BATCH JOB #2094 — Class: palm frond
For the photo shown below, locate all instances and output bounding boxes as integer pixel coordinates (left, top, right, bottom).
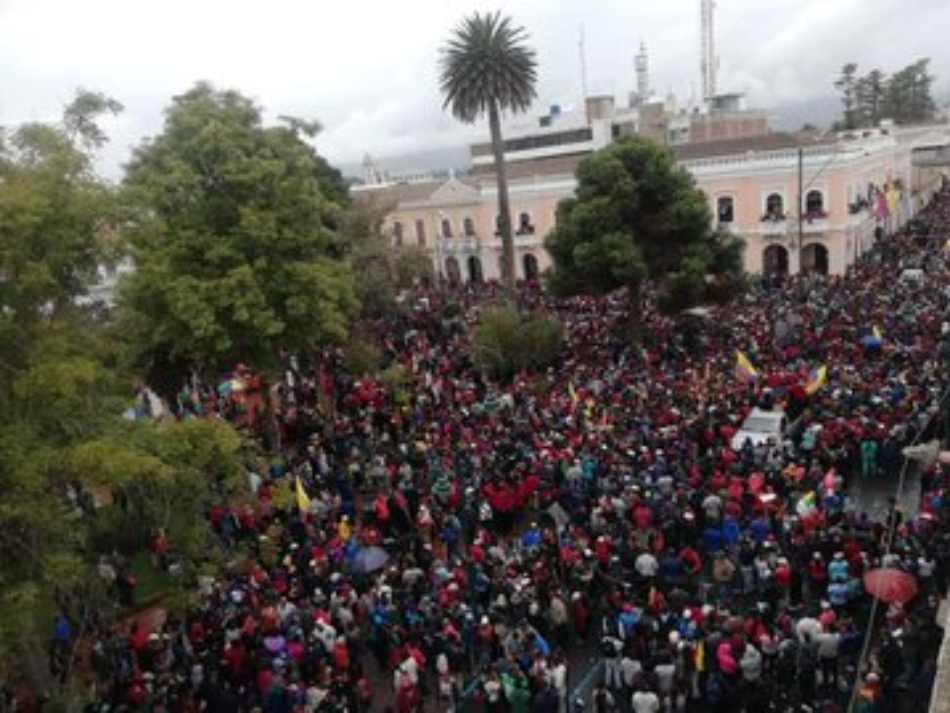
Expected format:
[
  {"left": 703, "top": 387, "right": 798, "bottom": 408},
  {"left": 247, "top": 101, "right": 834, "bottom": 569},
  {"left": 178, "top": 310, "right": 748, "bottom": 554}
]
[{"left": 438, "top": 11, "right": 538, "bottom": 124}]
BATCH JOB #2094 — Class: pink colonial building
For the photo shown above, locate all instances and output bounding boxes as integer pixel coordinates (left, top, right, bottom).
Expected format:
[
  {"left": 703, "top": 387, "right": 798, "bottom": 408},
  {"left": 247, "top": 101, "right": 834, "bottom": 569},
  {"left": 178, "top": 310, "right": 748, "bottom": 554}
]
[{"left": 354, "top": 101, "right": 950, "bottom": 283}]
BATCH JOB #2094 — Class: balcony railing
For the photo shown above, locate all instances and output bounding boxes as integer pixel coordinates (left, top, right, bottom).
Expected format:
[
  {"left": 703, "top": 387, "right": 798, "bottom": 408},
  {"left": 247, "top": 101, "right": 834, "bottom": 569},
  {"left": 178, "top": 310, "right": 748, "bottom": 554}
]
[
  {"left": 440, "top": 237, "right": 479, "bottom": 254},
  {"left": 758, "top": 218, "right": 788, "bottom": 236}
]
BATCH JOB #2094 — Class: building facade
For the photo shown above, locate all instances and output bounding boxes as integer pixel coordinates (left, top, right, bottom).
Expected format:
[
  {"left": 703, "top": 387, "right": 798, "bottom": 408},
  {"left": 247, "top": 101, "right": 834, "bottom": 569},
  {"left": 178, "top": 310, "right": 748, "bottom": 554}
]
[{"left": 354, "top": 122, "right": 950, "bottom": 284}]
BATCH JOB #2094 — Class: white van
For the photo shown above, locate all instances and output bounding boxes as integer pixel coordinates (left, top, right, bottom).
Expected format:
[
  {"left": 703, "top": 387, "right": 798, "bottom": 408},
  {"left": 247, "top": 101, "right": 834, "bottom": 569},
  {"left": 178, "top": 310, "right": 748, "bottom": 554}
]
[{"left": 731, "top": 408, "right": 787, "bottom": 451}]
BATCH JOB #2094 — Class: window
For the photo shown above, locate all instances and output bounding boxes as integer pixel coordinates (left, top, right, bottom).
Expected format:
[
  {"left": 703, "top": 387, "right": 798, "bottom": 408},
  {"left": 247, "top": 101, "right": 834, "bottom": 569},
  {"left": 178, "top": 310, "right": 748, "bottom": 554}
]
[
  {"left": 463, "top": 216, "right": 476, "bottom": 237},
  {"left": 805, "top": 190, "right": 826, "bottom": 218},
  {"left": 495, "top": 214, "right": 503, "bottom": 237},
  {"left": 415, "top": 219, "right": 426, "bottom": 247},
  {"left": 471, "top": 127, "right": 594, "bottom": 158},
  {"left": 393, "top": 221, "right": 404, "bottom": 247},
  {"left": 516, "top": 212, "right": 534, "bottom": 235},
  {"left": 440, "top": 217, "right": 453, "bottom": 238},
  {"left": 763, "top": 193, "right": 784, "bottom": 221},
  {"left": 717, "top": 196, "right": 734, "bottom": 224}
]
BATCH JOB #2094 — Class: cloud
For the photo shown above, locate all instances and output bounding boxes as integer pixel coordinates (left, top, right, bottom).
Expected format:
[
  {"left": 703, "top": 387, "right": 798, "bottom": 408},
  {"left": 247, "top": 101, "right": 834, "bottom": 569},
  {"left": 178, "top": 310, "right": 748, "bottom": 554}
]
[{"left": 2, "top": 0, "right": 949, "bottom": 175}]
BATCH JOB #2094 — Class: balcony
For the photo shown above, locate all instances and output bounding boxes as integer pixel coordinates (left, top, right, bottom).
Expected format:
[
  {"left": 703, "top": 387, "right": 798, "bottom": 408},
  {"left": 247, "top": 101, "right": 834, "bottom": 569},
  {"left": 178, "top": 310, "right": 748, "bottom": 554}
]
[
  {"left": 758, "top": 217, "right": 788, "bottom": 236},
  {"left": 440, "top": 237, "right": 479, "bottom": 254},
  {"left": 802, "top": 215, "right": 829, "bottom": 234}
]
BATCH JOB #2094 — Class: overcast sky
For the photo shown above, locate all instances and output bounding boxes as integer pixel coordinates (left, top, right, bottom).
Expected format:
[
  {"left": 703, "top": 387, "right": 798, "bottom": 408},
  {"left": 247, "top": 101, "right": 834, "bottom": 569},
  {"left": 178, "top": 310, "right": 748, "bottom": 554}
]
[{"left": 2, "top": 0, "right": 948, "bottom": 177}]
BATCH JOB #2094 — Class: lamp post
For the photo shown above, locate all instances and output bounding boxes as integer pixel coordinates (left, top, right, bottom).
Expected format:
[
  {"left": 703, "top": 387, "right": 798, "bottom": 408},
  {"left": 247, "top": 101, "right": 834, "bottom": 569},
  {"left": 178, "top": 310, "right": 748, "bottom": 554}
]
[
  {"left": 798, "top": 147, "right": 805, "bottom": 277},
  {"left": 436, "top": 211, "right": 446, "bottom": 284}
]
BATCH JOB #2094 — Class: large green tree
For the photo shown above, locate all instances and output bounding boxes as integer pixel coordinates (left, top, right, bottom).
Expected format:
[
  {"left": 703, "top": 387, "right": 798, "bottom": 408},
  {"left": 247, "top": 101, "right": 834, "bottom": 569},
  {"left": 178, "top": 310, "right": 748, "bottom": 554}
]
[
  {"left": 834, "top": 59, "right": 937, "bottom": 129},
  {"left": 340, "top": 194, "right": 433, "bottom": 318},
  {"left": 439, "top": 11, "right": 537, "bottom": 295},
  {"left": 0, "top": 90, "right": 121, "bottom": 322},
  {"left": 545, "top": 135, "right": 744, "bottom": 332},
  {"left": 0, "top": 91, "right": 250, "bottom": 700},
  {"left": 119, "top": 83, "right": 358, "bottom": 380}
]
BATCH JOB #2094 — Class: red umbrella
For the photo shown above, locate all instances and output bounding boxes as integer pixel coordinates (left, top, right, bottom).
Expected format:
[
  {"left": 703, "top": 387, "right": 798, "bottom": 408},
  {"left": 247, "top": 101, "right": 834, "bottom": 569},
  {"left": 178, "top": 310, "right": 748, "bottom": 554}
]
[{"left": 863, "top": 568, "right": 918, "bottom": 604}]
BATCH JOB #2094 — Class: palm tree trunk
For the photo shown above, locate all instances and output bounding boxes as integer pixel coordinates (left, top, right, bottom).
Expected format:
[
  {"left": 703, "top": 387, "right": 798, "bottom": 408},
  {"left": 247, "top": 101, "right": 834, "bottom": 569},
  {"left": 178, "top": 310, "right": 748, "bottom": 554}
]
[
  {"left": 627, "top": 279, "right": 644, "bottom": 342},
  {"left": 488, "top": 101, "right": 516, "bottom": 299}
]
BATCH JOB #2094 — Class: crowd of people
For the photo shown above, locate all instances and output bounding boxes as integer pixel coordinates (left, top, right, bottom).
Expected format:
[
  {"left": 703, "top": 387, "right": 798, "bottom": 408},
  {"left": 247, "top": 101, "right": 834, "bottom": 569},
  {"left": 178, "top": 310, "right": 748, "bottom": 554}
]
[{"left": 73, "top": 185, "right": 950, "bottom": 712}]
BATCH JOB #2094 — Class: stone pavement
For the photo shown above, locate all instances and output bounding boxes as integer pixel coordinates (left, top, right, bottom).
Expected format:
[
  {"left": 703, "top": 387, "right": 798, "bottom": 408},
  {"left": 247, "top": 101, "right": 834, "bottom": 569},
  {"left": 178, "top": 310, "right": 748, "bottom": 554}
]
[{"left": 931, "top": 599, "right": 950, "bottom": 713}]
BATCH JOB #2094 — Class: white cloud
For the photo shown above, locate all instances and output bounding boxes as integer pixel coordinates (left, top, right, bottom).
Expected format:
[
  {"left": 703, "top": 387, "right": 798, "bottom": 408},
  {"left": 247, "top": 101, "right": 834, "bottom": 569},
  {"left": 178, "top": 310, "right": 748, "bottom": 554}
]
[{"left": 2, "top": 0, "right": 948, "bottom": 176}]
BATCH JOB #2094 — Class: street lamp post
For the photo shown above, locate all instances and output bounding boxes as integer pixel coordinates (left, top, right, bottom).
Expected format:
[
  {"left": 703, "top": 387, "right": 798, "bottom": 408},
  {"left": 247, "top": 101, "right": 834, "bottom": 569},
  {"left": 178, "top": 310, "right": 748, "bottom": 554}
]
[{"left": 798, "top": 147, "right": 805, "bottom": 277}]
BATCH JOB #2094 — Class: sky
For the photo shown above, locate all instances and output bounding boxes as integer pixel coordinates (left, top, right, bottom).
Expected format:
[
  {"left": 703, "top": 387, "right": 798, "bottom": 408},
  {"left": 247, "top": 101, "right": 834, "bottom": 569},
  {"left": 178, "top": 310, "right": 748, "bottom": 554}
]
[{"left": 1, "top": 0, "right": 948, "bottom": 178}]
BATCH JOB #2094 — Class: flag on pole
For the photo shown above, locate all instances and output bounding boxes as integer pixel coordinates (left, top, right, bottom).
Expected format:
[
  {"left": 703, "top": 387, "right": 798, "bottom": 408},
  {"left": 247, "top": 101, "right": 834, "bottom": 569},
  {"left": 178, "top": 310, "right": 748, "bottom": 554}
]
[
  {"left": 295, "top": 476, "right": 311, "bottom": 513},
  {"left": 873, "top": 187, "right": 890, "bottom": 219},
  {"left": 805, "top": 365, "right": 827, "bottom": 395},
  {"left": 735, "top": 350, "right": 759, "bottom": 383},
  {"left": 568, "top": 381, "right": 579, "bottom": 408},
  {"left": 694, "top": 639, "right": 706, "bottom": 672},
  {"left": 887, "top": 183, "right": 901, "bottom": 214}
]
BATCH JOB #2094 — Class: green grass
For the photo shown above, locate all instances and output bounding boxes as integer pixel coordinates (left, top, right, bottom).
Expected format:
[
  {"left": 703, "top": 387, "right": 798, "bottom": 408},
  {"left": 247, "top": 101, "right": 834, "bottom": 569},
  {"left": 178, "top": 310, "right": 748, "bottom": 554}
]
[{"left": 129, "top": 551, "right": 174, "bottom": 606}]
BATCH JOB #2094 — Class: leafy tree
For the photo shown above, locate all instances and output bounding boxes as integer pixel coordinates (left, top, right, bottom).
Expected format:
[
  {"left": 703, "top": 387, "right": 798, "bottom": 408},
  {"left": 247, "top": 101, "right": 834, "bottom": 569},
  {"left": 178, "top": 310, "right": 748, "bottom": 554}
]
[
  {"left": 0, "top": 90, "right": 121, "bottom": 321},
  {"left": 439, "top": 11, "right": 537, "bottom": 295},
  {"left": 885, "top": 59, "right": 937, "bottom": 124},
  {"left": 340, "top": 195, "right": 433, "bottom": 318},
  {"left": 471, "top": 306, "right": 561, "bottom": 380},
  {"left": 119, "top": 82, "right": 358, "bottom": 381},
  {"left": 835, "top": 60, "right": 936, "bottom": 128},
  {"left": 545, "top": 135, "right": 744, "bottom": 333},
  {"left": 834, "top": 63, "right": 860, "bottom": 130}
]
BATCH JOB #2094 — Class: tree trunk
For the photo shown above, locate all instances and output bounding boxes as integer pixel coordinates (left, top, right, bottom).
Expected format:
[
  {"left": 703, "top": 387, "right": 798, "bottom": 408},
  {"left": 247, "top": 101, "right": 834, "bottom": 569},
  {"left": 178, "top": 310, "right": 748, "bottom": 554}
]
[
  {"left": 488, "top": 101, "right": 516, "bottom": 300},
  {"left": 627, "top": 280, "right": 644, "bottom": 342}
]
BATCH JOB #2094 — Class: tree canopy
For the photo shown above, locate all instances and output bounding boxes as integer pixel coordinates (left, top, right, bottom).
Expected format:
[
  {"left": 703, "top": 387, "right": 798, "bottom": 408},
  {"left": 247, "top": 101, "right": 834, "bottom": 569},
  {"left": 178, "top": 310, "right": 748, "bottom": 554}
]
[
  {"left": 119, "top": 82, "right": 358, "bottom": 379},
  {"left": 340, "top": 194, "right": 433, "bottom": 318},
  {"left": 834, "top": 59, "right": 937, "bottom": 129},
  {"left": 545, "top": 135, "right": 744, "bottom": 323},
  {"left": 0, "top": 90, "right": 121, "bottom": 321}
]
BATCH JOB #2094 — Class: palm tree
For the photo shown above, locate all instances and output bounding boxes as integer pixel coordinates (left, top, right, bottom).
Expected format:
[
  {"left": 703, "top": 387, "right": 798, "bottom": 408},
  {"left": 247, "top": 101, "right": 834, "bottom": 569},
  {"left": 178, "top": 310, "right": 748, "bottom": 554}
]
[{"left": 439, "top": 11, "right": 537, "bottom": 295}]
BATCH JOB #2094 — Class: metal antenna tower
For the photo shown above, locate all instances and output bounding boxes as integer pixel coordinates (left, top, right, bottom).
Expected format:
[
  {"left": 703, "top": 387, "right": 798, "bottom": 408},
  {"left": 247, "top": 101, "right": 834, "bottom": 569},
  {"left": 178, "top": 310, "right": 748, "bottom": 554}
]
[
  {"left": 579, "top": 25, "right": 589, "bottom": 117},
  {"left": 635, "top": 41, "right": 650, "bottom": 102},
  {"left": 700, "top": 0, "right": 718, "bottom": 101}
]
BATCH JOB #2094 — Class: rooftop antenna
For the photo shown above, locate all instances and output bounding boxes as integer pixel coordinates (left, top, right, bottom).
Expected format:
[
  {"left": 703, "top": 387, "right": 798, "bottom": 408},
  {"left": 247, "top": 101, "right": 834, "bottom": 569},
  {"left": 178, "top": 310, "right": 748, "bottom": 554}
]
[
  {"left": 579, "top": 25, "right": 589, "bottom": 120},
  {"left": 700, "top": 0, "right": 718, "bottom": 102}
]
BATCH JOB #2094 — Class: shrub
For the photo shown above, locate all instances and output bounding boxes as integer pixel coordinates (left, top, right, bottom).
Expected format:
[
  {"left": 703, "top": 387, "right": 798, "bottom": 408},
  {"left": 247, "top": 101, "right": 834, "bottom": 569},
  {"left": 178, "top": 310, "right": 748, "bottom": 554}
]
[
  {"left": 343, "top": 339, "right": 381, "bottom": 377},
  {"left": 471, "top": 307, "right": 562, "bottom": 380}
]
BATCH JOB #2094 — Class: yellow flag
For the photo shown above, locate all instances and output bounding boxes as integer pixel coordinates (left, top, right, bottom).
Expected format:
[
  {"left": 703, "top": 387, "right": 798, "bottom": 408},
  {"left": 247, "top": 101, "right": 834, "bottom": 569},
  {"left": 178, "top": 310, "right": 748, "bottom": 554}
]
[
  {"left": 695, "top": 640, "right": 705, "bottom": 672},
  {"left": 735, "top": 350, "right": 758, "bottom": 383},
  {"left": 805, "top": 365, "right": 827, "bottom": 396},
  {"left": 295, "top": 476, "right": 311, "bottom": 512},
  {"left": 568, "top": 381, "right": 579, "bottom": 408}
]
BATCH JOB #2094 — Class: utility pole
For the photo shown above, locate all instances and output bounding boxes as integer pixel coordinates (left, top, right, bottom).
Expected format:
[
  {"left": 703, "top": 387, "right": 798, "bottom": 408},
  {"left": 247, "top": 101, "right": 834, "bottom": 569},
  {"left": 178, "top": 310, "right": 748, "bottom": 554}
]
[
  {"left": 578, "top": 25, "right": 589, "bottom": 121},
  {"left": 798, "top": 147, "right": 805, "bottom": 275}
]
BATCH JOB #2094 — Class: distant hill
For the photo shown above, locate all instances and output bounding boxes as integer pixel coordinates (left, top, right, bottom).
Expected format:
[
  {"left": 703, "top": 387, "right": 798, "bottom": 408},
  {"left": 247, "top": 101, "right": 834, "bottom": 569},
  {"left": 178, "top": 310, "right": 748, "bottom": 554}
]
[
  {"left": 338, "top": 145, "right": 471, "bottom": 179},
  {"left": 769, "top": 95, "right": 840, "bottom": 131}
]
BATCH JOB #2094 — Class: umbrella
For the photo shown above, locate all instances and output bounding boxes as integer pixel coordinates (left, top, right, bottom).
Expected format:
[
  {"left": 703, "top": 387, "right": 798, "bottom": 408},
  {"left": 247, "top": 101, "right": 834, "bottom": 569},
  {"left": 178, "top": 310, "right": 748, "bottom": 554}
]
[
  {"left": 352, "top": 546, "right": 389, "bottom": 574},
  {"left": 264, "top": 635, "right": 286, "bottom": 653},
  {"left": 863, "top": 568, "right": 918, "bottom": 604}
]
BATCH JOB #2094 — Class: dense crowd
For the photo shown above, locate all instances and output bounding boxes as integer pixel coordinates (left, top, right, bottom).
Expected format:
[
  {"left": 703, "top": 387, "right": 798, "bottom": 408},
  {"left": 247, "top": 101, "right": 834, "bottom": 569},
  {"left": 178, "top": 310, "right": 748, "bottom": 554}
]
[{"left": 72, "top": 185, "right": 950, "bottom": 712}]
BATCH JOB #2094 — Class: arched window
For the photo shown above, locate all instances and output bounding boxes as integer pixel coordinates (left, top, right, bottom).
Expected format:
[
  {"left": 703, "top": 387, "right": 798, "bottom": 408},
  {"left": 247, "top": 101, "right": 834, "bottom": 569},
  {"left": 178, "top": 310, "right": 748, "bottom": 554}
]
[
  {"left": 806, "top": 190, "right": 825, "bottom": 218},
  {"left": 517, "top": 212, "right": 534, "bottom": 235},
  {"left": 717, "top": 196, "right": 734, "bottom": 224},
  {"left": 463, "top": 216, "right": 476, "bottom": 237},
  {"left": 763, "top": 194, "right": 784, "bottom": 221},
  {"left": 523, "top": 253, "right": 539, "bottom": 280},
  {"left": 440, "top": 217, "right": 453, "bottom": 238},
  {"left": 415, "top": 219, "right": 426, "bottom": 247},
  {"left": 393, "top": 221, "right": 404, "bottom": 247}
]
